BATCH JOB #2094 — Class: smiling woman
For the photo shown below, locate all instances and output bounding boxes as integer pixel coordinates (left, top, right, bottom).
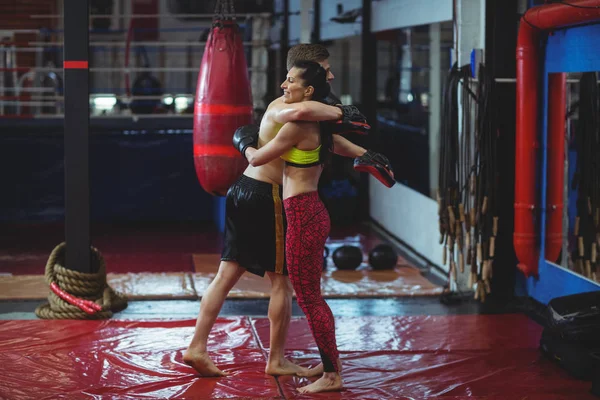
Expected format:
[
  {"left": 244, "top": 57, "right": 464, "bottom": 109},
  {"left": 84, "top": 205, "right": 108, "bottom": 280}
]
[{"left": 281, "top": 62, "right": 331, "bottom": 104}]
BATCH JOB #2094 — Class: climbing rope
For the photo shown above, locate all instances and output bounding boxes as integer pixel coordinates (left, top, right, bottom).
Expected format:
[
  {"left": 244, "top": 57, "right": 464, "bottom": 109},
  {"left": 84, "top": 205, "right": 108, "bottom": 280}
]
[
  {"left": 35, "top": 242, "right": 128, "bottom": 320},
  {"left": 438, "top": 63, "right": 465, "bottom": 294},
  {"left": 472, "top": 63, "right": 499, "bottom": 301},
  {"left": 438, "top": 62, "right": 498, "bottom": 302}
]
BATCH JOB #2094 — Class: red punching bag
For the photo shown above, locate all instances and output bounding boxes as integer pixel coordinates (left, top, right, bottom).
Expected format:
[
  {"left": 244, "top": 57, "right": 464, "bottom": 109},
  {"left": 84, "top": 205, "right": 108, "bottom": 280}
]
[{"left": 193, "top": 14, "right": 252, "bottom": 196}]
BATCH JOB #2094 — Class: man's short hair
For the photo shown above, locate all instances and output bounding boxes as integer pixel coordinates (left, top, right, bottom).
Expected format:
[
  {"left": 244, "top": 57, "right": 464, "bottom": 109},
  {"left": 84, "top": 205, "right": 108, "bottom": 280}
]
[{"left": 286, "top": 44, "right": 330, "bottom": 70}]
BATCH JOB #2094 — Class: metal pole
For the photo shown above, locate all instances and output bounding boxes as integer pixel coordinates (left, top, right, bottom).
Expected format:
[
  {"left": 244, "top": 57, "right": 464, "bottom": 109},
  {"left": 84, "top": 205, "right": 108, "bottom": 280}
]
[
  {"left": 281, "top": 0, "right": 289, "bottom": 76},
  {"left": 312, "top": 0, "right": 320, "bottom": 43},
  {"left": 63, "top": 0, "right": 92, "bottom": 273},
  {"left": 361, "top": 0, "right": 376, "bottom": 215},
  {"left": 361, "top": 0, "right": 376, "bottom": 135},
  {"left": 429, "top": 23, "right": 441, "bottom": 198}
]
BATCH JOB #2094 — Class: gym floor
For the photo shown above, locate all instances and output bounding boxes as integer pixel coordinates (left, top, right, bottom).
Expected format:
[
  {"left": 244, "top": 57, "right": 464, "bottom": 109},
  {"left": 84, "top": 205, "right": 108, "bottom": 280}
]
[{"left": 1, "top": 222, "right": 596, "bottom": 399}]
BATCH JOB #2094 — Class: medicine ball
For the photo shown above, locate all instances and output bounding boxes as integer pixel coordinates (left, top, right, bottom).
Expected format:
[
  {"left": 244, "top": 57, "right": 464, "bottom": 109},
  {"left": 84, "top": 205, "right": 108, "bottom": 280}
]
[
  {"left": 323, "top": 246, "right": 330, "bottom": 271},
  {"left": 332, "top": 245, "right": 363, "bottom": 270},
  {"left": 368, "top": 244, "right": 398, "bottom": 270}
]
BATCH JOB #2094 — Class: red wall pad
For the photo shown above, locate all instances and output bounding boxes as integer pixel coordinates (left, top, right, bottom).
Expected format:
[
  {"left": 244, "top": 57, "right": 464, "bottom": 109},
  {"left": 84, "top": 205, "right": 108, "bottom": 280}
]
[{"left": 515, "top": 0, "right": 600, "bottom": 277}]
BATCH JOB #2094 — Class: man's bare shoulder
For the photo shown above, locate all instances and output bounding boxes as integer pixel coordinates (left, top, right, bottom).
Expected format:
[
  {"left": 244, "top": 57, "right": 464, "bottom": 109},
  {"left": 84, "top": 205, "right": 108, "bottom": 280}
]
[{"left": 266, "top": 96, "right": 286, "bottom": 111}]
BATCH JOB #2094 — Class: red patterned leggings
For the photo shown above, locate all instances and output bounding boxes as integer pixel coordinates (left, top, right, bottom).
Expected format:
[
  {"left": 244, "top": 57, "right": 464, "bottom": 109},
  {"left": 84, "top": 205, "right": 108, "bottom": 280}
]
[{"left": 283, "top": 191, "right": 339, "bottom": 373}]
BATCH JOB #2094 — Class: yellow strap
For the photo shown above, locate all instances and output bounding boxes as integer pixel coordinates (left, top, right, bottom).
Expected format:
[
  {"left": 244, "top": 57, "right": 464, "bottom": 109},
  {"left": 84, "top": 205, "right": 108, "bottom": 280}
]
[{"left": 272, "top": 184, "right": 285, "bottom": 274}]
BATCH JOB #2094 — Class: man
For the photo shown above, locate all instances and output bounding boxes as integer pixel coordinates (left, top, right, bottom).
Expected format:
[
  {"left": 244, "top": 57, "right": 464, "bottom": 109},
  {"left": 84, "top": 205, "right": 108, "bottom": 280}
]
[{"left": 183, "top": 44, "right": 394, "bottom": 378}]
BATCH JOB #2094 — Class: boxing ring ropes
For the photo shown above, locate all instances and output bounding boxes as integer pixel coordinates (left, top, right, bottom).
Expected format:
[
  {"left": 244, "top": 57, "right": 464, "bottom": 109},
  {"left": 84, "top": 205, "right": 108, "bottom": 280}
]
[
  {"left": 2, "top": 11, "right": 591, "bottom": 121},
  {"left": 0, "top": 12, "right": 271, "bottom": 119}
]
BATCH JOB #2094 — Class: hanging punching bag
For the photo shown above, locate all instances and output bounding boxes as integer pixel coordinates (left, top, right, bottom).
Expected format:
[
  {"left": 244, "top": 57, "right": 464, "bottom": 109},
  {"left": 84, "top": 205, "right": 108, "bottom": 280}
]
[{"left": 193, "top": 7, "right": 252, "bottom": 196}]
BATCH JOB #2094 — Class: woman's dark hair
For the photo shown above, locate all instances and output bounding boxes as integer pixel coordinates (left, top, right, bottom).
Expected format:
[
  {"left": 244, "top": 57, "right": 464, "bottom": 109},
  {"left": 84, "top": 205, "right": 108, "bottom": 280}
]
[
  {"left": 292, "top": 60, "right": 333, "bottom": 165},
  {"left": 292, "top": 60, "right": 330, "bottom": 100}
]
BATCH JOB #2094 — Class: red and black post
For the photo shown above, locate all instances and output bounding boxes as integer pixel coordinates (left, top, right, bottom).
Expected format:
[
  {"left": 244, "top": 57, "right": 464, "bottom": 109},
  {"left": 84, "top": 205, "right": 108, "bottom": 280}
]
[{"left": 63, "top": 0, "right": 93, "bottom": 273}]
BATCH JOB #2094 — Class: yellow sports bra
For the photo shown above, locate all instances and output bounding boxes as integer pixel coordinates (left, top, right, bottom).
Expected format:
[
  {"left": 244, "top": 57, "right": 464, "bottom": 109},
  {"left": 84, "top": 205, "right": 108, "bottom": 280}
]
[{"left": 280, "top": 145, "right": 322, "bottom": 168}]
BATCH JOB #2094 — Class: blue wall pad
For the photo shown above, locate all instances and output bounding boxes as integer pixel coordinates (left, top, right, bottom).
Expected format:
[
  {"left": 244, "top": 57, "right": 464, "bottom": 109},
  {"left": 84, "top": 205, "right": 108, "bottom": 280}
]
[
  {"left": 524, "top": 261, "right": 600, "bottom": 305},
  {"left": 546, "top": 23, "right": 600, "bottom": 73}
]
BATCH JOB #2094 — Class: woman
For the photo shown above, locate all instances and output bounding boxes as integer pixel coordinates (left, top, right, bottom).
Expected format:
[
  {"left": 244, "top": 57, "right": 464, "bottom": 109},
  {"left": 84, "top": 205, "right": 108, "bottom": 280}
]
[{"left": 243, "top": 60, "right": 342, "bottom": 394}]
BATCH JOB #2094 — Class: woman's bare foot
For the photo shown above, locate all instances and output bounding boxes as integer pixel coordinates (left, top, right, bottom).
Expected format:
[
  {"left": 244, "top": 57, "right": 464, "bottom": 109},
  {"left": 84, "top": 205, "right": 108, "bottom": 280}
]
[
  {"left": 183, "top": 349, "right": 228, "bottom": 377},
  {"left": 265, "top": 358, "right": 310, "bottom": 376},
  {"left": 297, "top": 372, "right": 343, "bottom": 394}
]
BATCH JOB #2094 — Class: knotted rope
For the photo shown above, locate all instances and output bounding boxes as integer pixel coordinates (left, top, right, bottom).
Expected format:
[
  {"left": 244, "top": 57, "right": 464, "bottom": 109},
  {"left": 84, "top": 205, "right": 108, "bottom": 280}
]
[{"left": 35, "top": 242, "right": 128, "bottom": 319}]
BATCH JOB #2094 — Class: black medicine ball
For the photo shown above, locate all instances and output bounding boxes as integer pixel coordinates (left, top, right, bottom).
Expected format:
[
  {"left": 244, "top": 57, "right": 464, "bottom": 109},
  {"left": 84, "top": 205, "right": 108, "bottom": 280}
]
[
  {"left": 332, "top": 245, "right": 363, "bottom": 270},
  {"left": 368, "top": 244, "right": 398, "bottom": 270}
]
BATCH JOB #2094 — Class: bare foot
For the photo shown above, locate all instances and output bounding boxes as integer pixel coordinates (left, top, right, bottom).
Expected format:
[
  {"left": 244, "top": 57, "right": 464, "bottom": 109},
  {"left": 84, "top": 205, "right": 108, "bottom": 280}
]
[
  {"left": 297, "top": 373, "right": 343, "bottom": 394},
  {"left": 297, "top": 362, "right": 323, "bottom": 377},
  {"left": 183, "top": 349, "right": 228, "bottom": 377},
  {"left": 265, "top": 358, "right": 310, "bottom": 376}
]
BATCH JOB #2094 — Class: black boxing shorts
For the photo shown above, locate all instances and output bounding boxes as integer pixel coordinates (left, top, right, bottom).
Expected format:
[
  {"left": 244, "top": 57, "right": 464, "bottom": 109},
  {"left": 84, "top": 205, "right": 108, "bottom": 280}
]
[{"left": 221, "top": 174, "right": 287, "bottom": 276}]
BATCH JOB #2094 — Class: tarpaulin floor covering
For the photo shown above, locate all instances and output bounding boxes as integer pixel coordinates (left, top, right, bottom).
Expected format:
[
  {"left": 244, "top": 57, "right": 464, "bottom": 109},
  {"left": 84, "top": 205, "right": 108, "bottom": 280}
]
[{"left": 0, "top": 314, "right": 594, "bottom": 399}]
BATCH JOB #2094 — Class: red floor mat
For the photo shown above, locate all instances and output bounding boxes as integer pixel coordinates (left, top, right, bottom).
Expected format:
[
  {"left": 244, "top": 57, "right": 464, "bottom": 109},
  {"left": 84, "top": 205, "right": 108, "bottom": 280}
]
[
  {"left": 0, "top": 318, "right": 280, "bottom": 400},
  {"left": 0, "top": 315, "right": 595, "bottom": 399},
  {"left": 278, "top": 350, "right": 591, "bottom": 399},
  {"left": 252, "top": 314, "right": 543, "bottom": 352},
  {"left": 256, "top": 315, "right": 593, "bottom": 398}
]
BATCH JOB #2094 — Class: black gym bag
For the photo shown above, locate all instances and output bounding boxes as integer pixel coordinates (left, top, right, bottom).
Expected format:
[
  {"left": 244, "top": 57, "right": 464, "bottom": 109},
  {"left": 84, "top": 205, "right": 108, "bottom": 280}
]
[
  {"left": 538, "top": 291, "right": 600, "bottom": 396},
  {"left": 547, "top": 291, "right": 600, "bottom": 343},
  {"left": 539, "top": 327, "right": 600, "bottom": 380}
]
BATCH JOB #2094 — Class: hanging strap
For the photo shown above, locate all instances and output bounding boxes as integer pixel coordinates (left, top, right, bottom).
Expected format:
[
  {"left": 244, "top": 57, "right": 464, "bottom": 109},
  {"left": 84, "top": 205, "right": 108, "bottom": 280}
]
[{"left": 213, "top": 0, "right": 236, "bottom": 24}]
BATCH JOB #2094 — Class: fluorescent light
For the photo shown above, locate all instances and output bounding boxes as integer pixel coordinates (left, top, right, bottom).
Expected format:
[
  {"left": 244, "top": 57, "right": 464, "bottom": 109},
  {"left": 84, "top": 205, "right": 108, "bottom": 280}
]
[
  {"left": 93, "top": 95, "right": 117, "bottom": 110},
  {"left": 340, "top": 94, "right": 352, "bottom": 105},
  {"left": 175, "top": 96, "right": 189, "bottom": 112}
]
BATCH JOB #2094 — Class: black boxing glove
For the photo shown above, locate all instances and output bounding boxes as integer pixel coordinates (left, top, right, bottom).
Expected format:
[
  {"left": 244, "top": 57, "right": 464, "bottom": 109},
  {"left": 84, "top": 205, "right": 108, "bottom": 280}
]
[
  {"left": 334, "top": 105, "right": 370, "bottom": 135},
  {"left": 354, "top": 150, "right": 395, "bottom": 188},
  {"left": 232, "top": 124, "right": 259, "bottom": 156},
  {"left": 322, "top": 104, "right": 371, "bottom": 136},
  {"left": 323, "top": 92, "right": 370, "bottom": 135}
]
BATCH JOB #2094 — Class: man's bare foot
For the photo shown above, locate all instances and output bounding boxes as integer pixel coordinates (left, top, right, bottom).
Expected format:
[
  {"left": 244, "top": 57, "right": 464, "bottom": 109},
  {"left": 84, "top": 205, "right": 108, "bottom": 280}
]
[
  {"left": 183, "top": 349, "right": 228, "bottom": 377},
  {"left": 265, "top": 358, "right": 310, "bottom": 376},
  {"left": 297, "top": 362, "right": 323, "bottom": 377},
  {"left": 297, "top": 373, "right": 343, "bottom": 394}
]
